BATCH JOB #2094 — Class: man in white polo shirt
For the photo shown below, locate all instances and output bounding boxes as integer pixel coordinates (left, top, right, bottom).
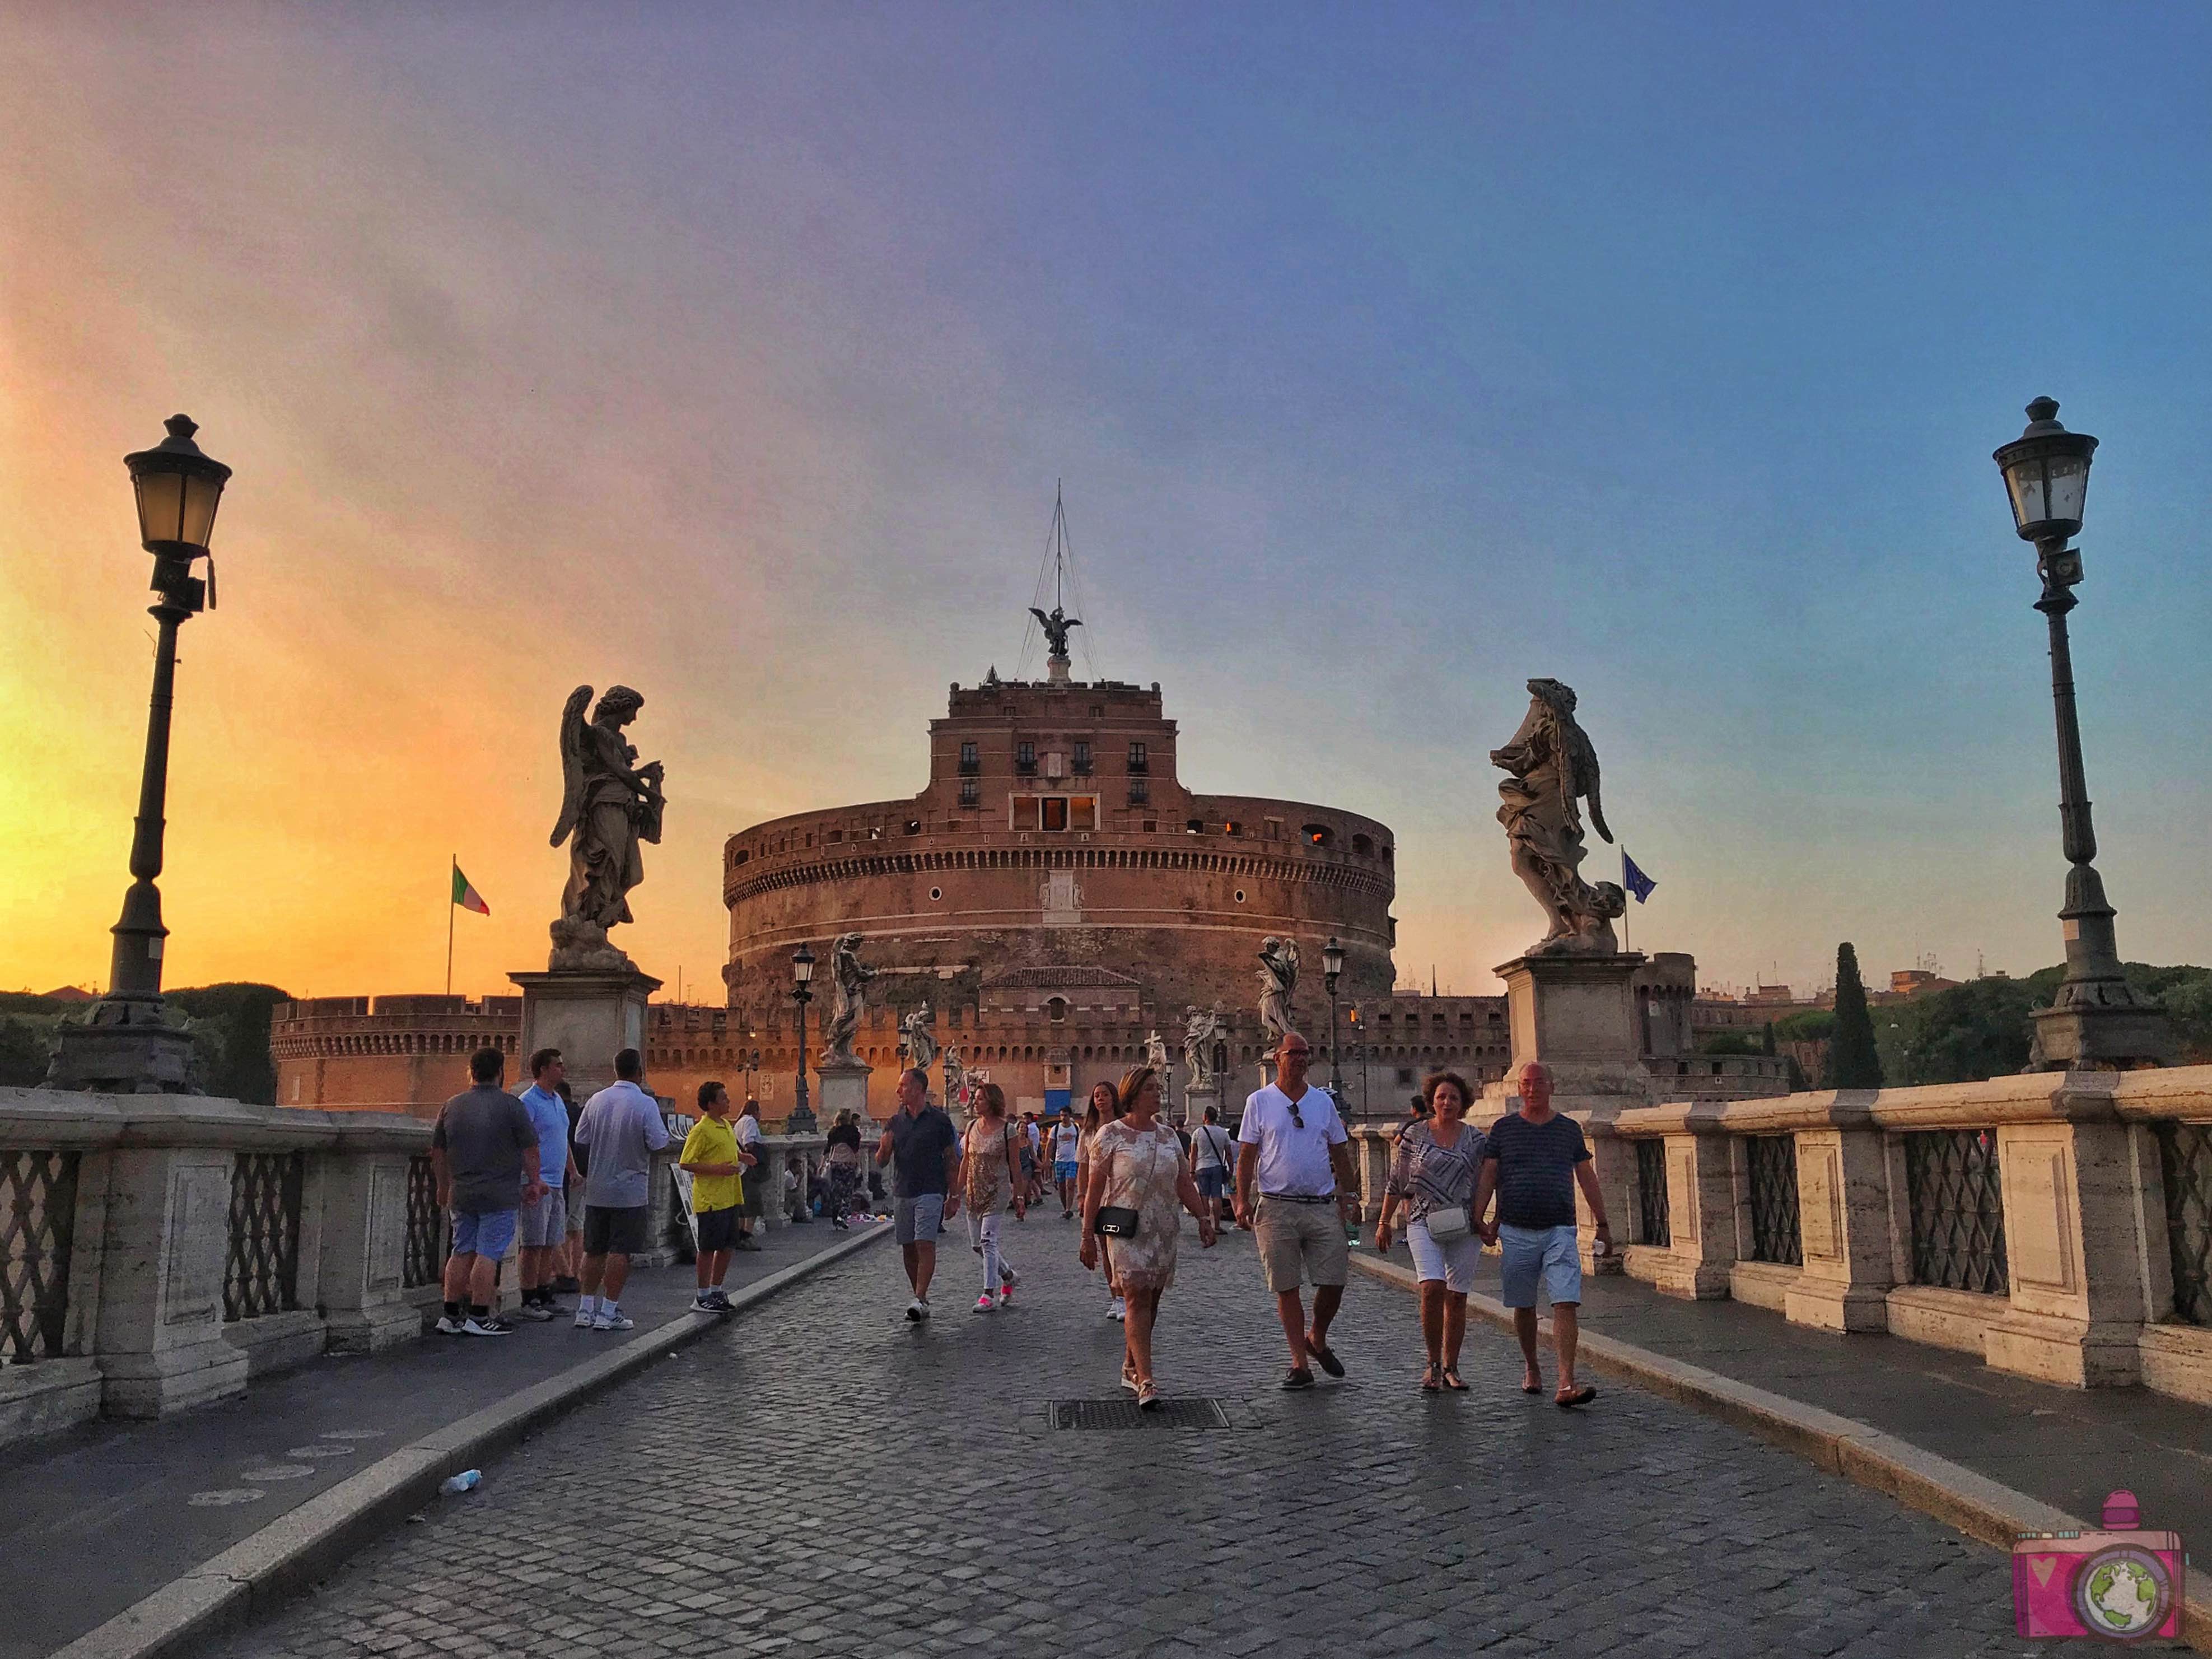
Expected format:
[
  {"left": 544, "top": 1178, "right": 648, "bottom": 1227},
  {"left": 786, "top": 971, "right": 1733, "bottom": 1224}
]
[{"left": 1234, "top": 1031, "right": 1359, "bottom": 1390}]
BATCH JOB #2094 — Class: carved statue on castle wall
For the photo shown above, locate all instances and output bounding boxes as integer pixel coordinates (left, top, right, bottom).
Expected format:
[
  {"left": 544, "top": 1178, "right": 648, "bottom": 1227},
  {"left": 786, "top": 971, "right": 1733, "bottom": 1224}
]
[
  {"left": 549, "top": 684, "right": 665, "bottom": 971},
  {"left": 1257, "top": 938, "right": 1299, "bottom": 1047},
  {"left": 1490, "top": 677, "right": 1626, "bottom": 956},
  {"left": 1144, "top": 1029, "right": 1170, "bottom": 1079},
  {"left": 1183, "top": 1005, "right": 1223, "bottom": 1087},
  {"left": 820, "top": 933, "right": 874, "bottom": 1066},
  {"left": 942, "top": 1045, "right": 968, "bottom": 1112},
  {"left": 902, "top": 1002, "right": 939, "bottom": 1076}
]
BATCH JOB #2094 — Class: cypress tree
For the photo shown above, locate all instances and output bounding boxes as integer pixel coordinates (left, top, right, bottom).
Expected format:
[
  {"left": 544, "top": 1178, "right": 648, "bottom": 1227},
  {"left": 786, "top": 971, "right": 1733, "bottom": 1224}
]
[{"left": 1823, "top": 943, "right": 1883, "bottom": 1089}]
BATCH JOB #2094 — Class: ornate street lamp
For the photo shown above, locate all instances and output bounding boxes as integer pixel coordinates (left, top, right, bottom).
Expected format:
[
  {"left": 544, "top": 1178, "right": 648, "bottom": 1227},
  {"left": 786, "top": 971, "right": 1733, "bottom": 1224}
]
[
  {"left": 48, "top": 416, "right": 232, "bottom": 1093},
  {"left": 790, "top": 943, "right": 816, "bottom": 1124},
  {"left": 1323, "top": 935, "right": 1346, "bottom": 1098},
  {"left": 1992, "top": 398, "right": 2171, "bottom": 1069}
]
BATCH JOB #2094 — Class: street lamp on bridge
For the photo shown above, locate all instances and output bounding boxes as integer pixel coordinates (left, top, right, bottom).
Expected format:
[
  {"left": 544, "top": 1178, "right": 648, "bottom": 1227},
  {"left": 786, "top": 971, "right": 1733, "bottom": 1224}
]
[
  {"left": 48, "top": 416, "right": 232, "bottom": 1093},
  {"left": 1992, "top": 398, "right": 2171, "bottom": 1070},
  {"left": 1323, "top": 935, "right": 1346, "bottom": 1099},
  {"left": 790, "top": 944, "right": 817, "bottom": 1123}
]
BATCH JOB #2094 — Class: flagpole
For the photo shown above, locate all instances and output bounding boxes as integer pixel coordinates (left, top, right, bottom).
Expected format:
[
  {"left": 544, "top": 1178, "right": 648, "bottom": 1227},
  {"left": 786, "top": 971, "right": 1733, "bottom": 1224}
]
[
  {"left": 446, "top": 855, "right": 456, "bottom": 996},
  {"left": 1621, "top": 848, "right": 1630, "bottom": 954}
]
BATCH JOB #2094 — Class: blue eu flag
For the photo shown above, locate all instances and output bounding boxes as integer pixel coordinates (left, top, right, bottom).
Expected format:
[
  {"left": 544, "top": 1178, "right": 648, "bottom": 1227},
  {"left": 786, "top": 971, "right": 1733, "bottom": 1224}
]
[{"left": 1622, "top": 849, "right": 1656, "bottom": 903}]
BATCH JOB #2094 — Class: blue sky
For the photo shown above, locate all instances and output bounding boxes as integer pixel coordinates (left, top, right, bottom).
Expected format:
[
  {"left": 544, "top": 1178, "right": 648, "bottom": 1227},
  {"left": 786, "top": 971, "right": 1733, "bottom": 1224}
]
[{"left": 4, "top": 4, "right": 2208, "bottom": 998}]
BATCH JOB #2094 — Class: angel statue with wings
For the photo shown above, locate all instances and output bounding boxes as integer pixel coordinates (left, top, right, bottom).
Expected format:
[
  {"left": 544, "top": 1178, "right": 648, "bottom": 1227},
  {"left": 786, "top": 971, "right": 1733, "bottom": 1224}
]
[
  {"left": 941, "top": 1045, "right": 969, "bottom": 1113},
  {"left": 1029, "top": 604, "right": 1081, "bottom": 661},
  {"left": 900, "top": 1001, "right": 939, "bottom": 1078},
  {"left": 1183, "top": 1005, "right": 1224, "bottom": 1087},
  {"left": 549, "top": 685, "right": 665, "bottom": 969},
  {"left": 820, "top": 933, "right": 874, "bottom": 1066},
  {"left": 1256, "top": 937, "right": 1300, "bottom": 1049},
  {"left": 1490, "top": 677, "right": 1627, "bottom": 956}
]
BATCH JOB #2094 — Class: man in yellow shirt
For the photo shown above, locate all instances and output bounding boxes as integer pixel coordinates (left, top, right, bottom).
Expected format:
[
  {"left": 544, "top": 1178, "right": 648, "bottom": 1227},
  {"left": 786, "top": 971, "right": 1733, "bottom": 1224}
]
[{"left": 680, "top": 1082, "right": 756, "bottom": 1313}]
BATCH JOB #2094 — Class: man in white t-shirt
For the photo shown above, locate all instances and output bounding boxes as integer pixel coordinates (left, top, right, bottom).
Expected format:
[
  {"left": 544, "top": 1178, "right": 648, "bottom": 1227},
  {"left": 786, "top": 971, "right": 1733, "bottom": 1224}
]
[
  {"left": 1234, "top": 1031, "right": 1357, "bottom": 1390},
  {"left": 733, "top": 1099, "right": 766, "bottom": 1248},
  {"left": 1049, "top": 1110, "right": 1083, "bottom": 1219}
]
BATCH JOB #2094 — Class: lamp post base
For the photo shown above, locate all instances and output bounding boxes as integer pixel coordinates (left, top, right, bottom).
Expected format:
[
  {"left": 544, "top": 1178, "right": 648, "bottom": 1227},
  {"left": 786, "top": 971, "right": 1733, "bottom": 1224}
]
[
  {"left": 2028, "top": 994, "right": 2174, "bottom": 1072},
  {"left": 44, "top": 996, "right": 199, "bottom": 1094}
]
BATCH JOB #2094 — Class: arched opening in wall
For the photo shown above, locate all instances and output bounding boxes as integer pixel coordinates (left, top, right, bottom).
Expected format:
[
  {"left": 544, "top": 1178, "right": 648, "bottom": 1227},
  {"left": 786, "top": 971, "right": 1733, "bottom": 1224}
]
[
  {"left": 1082, "top": 1046, "right": 1093, "bottom": 1059},
  {"left": 1241, "top": 1045, "right": 1253, "bottom": 1062},
  {"left": 1048, "top": 998, "right": 1067, "bottom": 1024},
  {"left": 1303, "top": 823, "right": 1334, "bottom": 848},
  {"left": 1352, "top": 833, "right": 1373, "bottom": 857}
]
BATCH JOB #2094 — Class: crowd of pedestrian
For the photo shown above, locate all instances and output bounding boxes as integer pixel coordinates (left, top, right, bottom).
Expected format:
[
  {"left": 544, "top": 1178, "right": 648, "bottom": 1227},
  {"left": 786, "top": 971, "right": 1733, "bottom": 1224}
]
[{"left": 431, "top": 1024, "right": 1610, "bottom": 1416}]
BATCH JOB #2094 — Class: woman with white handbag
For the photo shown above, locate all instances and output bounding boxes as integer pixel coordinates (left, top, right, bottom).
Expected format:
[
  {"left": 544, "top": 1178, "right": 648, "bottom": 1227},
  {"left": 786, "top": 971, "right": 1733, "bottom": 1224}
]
[{"left": 1372, "top": 1071, "right": 1486, "bottom": 1392}]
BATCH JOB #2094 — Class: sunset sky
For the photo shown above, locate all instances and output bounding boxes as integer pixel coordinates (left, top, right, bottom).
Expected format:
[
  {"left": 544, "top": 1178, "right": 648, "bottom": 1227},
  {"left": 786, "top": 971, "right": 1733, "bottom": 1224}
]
[{"left": 5, "top": 5, "right": 2209, "bottom": 1004}]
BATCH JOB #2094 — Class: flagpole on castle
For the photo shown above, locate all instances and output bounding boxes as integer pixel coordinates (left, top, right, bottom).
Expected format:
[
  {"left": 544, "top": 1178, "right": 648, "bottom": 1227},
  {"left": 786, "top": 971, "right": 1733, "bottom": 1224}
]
[
  {"left": 446, "top": 854, "right": 456, "bottom": 997},
  {"left": 1620, "top": 849, "right": 1631, "bottom": 954}
]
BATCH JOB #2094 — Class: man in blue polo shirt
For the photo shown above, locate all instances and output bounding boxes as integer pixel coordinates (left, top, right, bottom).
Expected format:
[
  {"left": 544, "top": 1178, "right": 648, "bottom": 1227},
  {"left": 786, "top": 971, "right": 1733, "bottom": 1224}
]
[
  {"left": 1472, "top": 1061, "right": 1614, "bottom": 1409},
  {"left": 515, "top": 1047, "right": 579, "bottom": 1320}
]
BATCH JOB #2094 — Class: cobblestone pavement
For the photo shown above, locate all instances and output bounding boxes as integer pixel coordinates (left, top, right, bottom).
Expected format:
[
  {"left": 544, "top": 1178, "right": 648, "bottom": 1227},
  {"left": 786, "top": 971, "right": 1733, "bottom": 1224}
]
[{"left": 212, "top": 1216, "right": 2183, "bottom": 1657}]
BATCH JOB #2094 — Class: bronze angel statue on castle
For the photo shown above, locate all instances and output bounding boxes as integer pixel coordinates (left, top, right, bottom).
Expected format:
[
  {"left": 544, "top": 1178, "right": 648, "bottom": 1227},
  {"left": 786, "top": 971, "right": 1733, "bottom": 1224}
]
[{"left": 549, "top": 685, "right": 664, "bottom": 970}]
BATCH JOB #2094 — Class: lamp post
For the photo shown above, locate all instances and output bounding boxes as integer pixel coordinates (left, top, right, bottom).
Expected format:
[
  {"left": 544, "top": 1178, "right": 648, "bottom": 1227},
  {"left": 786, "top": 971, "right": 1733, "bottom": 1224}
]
[
  {"left": 48, "top": 416, "right": 232, "bottom": 1093},
  {"left": 1992, "top": 398, "right": 2172, "bottom": 1070},
  {"left": 1323, "top": 935, "right": 1346, "bottom": 1099},
  {"left": 790, "top": 944, "right": 816, "bottom": 1123}
]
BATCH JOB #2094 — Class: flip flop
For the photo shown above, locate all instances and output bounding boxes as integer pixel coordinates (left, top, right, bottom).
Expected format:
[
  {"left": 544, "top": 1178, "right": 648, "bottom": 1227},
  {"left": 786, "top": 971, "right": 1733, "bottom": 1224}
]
[
  {"left": 1555, "top": 1385, "right": 1598, "bottom": 1409},
  {"left": 1420, "top": 1366, "right": 1441, "bottom": 1392}
]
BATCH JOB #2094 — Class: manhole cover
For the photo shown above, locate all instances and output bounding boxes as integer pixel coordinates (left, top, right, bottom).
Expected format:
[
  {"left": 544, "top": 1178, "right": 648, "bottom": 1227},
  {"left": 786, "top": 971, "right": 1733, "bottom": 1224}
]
[{"left": 1048, "top": 1397, "right": 1232, "bottom": 1430}]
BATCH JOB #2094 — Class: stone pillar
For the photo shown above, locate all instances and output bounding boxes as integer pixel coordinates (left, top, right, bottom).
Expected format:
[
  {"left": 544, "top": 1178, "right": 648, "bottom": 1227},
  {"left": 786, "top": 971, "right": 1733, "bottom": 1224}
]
[
  {"left": 94, "top": 1133, "right": 250, "bottom": 1418},
  {"left": 1622, "top": 1110, "right": 1736, "bottom": 1299},
  {"left": 1984, "top": 1081, "right": 2160, "bottom": 1387},
  {"left": 1784, "top": 1110, "right": 1896, "bottom": 1333},
  {"left": 1497, "top": 951, "right": 1651, "bottom": 1274},
  {"left": 315, "top": 1122, "right": 428, "bottom": 1353},
  {"left": 511, "top": 967, "right": 661, "bottom": 1102},
  {"left": 815, "top": 1059, "right": 874, "bottom": 1133}
]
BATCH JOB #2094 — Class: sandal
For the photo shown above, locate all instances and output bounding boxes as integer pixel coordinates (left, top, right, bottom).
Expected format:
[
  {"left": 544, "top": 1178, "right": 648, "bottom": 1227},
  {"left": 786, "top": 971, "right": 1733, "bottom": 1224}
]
[
  {"left": 1137, "top": 1380, "right": 1160, "bottom": 1411},
  {"left": 1420, "top": 1364, "right": 1441, "bottom": 1392},
  {"left": 1441, "top": 1368, "right": 1469, "bottom": 1392},
  {"left": 1555, "top": 1385, "right": 1598, "bottom": 1409}
]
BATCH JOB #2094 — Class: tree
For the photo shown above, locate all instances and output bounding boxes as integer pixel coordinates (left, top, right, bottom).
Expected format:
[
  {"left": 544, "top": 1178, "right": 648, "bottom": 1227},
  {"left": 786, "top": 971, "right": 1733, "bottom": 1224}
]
[
  {"left": 1823, "top": 943, "right": 1882, "bottom": 1089},
  {"left": 165, "top": 983, "right": 290, "bottom": 1105}
]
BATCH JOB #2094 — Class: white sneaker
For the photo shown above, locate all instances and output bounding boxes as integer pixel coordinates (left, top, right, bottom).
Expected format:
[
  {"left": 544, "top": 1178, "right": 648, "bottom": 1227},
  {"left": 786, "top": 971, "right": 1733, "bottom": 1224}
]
[
  {"left": 463, "top": 1316, "right": 509, "bottom": 1338},
  {"left": 906, "top": 1298, "right": 925, "bottom": 1323},
  {"left": 435, "top": 1313, "right": 466, "bottom": 1336},
  {"left": 917, "top": 1298, "right": 932, "bottom": 1320},
  {"left": 974, "top": 1294, "right": 995, "bottom": 1313},
  {"left": 1109, "top": 1297, "right": 1126, "bottom": 1322},
  {"left": 573, "top": 1305, "right": 597, "bottom": 1329},
  {"left": 591, "top": 1307, "right": 633, "bottom": 1331},
  {"left": 690, "top": 1295, "right": 720, "bottom": 1314}
]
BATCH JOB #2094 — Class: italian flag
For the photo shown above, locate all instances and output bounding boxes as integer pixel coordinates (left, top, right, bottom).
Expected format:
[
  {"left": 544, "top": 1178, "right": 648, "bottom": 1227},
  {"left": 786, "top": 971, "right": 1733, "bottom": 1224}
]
[{"left": 452, "top": 864, "right": 491, "bottom": 916}]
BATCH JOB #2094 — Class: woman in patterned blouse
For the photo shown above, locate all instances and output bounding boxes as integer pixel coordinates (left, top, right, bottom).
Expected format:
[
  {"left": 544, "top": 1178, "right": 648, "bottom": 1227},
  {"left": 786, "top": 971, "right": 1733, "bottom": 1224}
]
[{"left": 1373, "top": 1071, "right": 1487, "bottom": 1392}]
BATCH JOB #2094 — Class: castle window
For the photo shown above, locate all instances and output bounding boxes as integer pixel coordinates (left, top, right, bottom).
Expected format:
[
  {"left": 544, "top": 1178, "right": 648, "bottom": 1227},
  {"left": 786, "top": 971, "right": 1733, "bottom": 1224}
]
[
  {"left": 1303, "top": 823, "right": 1333, "bottom": 848},
  {"left": 904, "top": 819, "right": 921, "bottom": 836},
  {"left": 1072, "top": 740, "right": 1091, "bottom": 775},
  {"left": 1185, "top": 818, "right": 1203, "bottom": 835},
  {"left": 1089, "top": 704, "right": 1103, "bottom": 718},
  {"left": 1223, "top": 820, "right": 1242, "bottom": 836},
  {"left": 1127, "top": 742, "right": 1147, "bottom": 773},
  {"left": 1234, "top": 889, "right": 1247, "bottom": 903},
  {"left": 732, "top": 849, "right": 750, "bottom": 865},
  {"left": 1040, "top": 797, "right": 1069, "bottom": 832},
  {"left": 1127, "top": 776, "right": 1149, "bottom": 805},
  {"left": 1070, "top": 796, "right": 1096, "bottom": 831},
  {"left": 959, "top": 778, "right": 979, "bottom": 807},
  {"left": 1142, "top": 820, "right": 1157, "bottom": 832},
  {"left": 825, "top": 830, "right": 842, "bottom": 844},
  {"left": 1352, "top": 833, "right": 1373, "bottom": 857},
  {"left": 959, "top": 740, "right": 979, "bottom": 775},
  {"left": 929, "top": 887, "right": 943, "bottom": 902},
  {"left": 1016, "top": 741, "right": 1037, "bottom": 775}
]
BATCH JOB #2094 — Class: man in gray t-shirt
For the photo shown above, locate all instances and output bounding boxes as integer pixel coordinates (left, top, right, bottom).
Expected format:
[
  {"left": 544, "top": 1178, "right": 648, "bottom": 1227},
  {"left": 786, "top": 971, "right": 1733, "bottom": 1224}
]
[
  {"left": 430, "top": 1048, "right": 545, "bottom": 1338},
  {"left": 570, "top": 1048, "right": 671, "bottom": 1332}
]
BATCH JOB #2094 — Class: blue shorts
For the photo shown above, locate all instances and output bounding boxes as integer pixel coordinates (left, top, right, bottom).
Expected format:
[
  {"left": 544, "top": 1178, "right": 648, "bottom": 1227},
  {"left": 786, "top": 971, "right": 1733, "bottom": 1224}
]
[
  {"left": 1195, "top": 1167, "right": 1229, "bottom": 1199},
  {"left": 1497, "top": 1222, "right": 1582, "bottom": 1309},
  {"left": 451, "top": 1208, "right": 517, "bottom": 1260},
  {"left": 1053, "top": 1161, "right": 1079, "bottom": 1182},
  {"left": 894, "top": 1194, "right": 945, "bottom": 1245}
]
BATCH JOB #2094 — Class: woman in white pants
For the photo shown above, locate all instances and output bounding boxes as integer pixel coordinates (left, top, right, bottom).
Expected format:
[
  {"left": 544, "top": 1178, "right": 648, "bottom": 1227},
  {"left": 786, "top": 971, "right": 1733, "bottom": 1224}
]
[
  {"left": 1372, "top": 1071, "right": 1487, "bottom": 1392},
  {"left": 962, "top": 1083, "right": 1026, "bottom": 1310}
]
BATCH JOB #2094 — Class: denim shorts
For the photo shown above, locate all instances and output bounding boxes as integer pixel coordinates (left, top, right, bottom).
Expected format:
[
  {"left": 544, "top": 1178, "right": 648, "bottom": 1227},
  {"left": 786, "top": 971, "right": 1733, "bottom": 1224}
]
[
  {"left": 1053, "top": 1161, "right": 1079, "bottom": 1182},
  {"left": 1195, "top": 1167, "right": 1230, "bottom": 1199},
  {"left": 894, "top": 1194, "right": 945, "bottom": 1245},
  {"left": 1497, "top": 1222, "right": 1583, "bottom": 1309},
  {"left": 451, "top": 1208, "right": 517, "bottom": 1260}
]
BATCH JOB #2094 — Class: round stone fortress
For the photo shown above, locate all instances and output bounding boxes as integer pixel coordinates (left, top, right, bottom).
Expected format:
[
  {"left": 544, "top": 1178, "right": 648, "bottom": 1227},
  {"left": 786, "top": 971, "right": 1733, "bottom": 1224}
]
[{"left": 721, "top": 669, "right": 1403, "bottom": 1113}]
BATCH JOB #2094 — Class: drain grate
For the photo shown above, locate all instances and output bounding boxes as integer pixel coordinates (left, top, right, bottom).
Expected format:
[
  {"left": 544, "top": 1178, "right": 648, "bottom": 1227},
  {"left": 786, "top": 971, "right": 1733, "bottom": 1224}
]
[{"left": 1049, "top": 1396, "right": 1233, "bottom": 1430}]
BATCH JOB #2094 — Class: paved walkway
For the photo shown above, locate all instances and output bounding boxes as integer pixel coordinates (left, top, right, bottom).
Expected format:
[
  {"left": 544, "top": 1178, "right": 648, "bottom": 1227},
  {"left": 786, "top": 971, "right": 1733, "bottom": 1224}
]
[
  {"left": 0, "top": 1223, "right": 849, "bottom": 1659},
  {"left": 203, "top": 1213, "right": 2182, "bottom": 1658}
]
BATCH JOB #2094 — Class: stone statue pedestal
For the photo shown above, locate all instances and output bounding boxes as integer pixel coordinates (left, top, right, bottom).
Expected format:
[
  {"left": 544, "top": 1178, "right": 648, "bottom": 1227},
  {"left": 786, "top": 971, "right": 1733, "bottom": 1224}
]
[
  {"left": 511, "top": 966, "right": 662, "bottom": 1102},
  {"left": 1184, "top": 1081, "right": 1220, "bottom": 1130},
  {"left": 814, "top": 1058, "right": 873, "bottom": 1131},
  {"left": 1497, "top": 951, "right": 1649, "bottom": 1276}
]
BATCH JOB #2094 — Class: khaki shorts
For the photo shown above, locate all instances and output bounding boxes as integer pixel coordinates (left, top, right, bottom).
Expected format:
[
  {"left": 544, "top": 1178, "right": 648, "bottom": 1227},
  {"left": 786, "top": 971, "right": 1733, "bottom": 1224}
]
[{"left": 1253, "top": 1198, "right": 1348, "bottom": 1293}]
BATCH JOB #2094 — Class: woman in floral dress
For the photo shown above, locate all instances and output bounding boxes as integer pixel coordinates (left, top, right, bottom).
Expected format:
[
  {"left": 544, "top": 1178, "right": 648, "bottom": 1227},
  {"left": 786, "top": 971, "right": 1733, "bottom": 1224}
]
[
  {"left": 1080, "top": 1066, "right": 1217, "bottom": 1408},
  {"left": 1075, "top": 1080, "right": 1124, "bottom": 1321}
]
